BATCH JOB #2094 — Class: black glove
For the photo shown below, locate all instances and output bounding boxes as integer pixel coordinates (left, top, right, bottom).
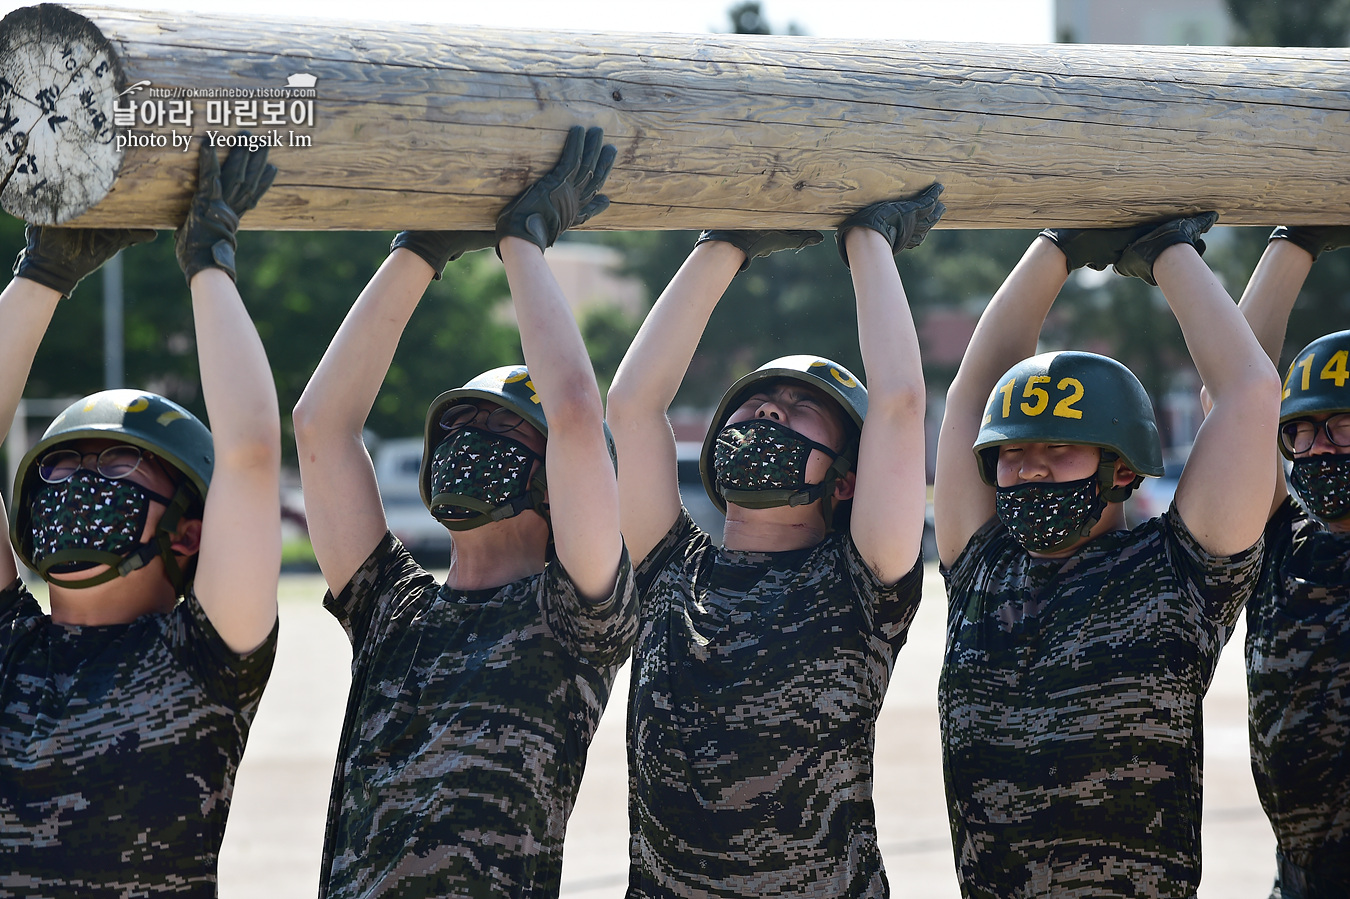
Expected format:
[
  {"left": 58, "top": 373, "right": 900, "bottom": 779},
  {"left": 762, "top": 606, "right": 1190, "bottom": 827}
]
[
  {"left": 1113, "top": 212, "right": 1219, "bottom": 286},
  {"left": 13, "top": 225, "right": 156, "bottom": 297},
  {"left": 693, "top": 230, "right": 823, "bottom": 272},
  {"left": 496, "top": 125, "right": 617, "bottom": 252},
  {"left": 175, "top": 133, "right": 277, "bottom": 283},
  {"left": 836, "top": 183, "right": 945, "bottom": 267},
  {"left": 390, "top": 231, "right": 496, "bottom": 279},
  {"left": 1039, "top": 224, "right": 1156, "bottom": 273},
  {"left": 1269, "top": 225, "right": 1350, "bottom": 261}
]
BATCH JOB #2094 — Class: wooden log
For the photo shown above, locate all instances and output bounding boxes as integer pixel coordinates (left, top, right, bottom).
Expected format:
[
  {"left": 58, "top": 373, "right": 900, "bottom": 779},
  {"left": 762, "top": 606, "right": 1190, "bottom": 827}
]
[{"left": 1, "top": 2, "right": 1347, "bottom": 231}]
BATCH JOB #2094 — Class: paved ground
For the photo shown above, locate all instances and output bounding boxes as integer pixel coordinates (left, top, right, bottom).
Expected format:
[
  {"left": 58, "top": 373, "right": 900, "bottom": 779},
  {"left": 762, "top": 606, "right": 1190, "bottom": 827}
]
[{"left": 218, "top": 567, "right": 1278, "bottom": 897}]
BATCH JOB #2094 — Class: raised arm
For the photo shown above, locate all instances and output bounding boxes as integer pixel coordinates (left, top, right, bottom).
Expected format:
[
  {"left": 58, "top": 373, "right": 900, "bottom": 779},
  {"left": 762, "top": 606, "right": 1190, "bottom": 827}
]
[
  {"left": 293, "top": 233, "right": 485, "bottom": 593},
  {"left": 173, "top": 138, "right": 281, "bottom": 653},
  {"left": 1231, "top": 227, "right": 1350, "bottom": 517},
  {"left": 836, "top": 186, "right": 943, "bottom": 583},
  {"left": 932, "top": 226, "right": 1161, "bottom": 567},
  {"left": 1115, "top": 215, "right": 1281, "bottom": 555},
  {"left": 606, "top": 230, "right": 819, "bottom": 564},
  {"left": 933, "top": 237, "right": 1066, "bottom": 567},
  {"left": 0, "top": 227, "right": 155, "bottom": 587},
  {"left": 494, "top": 125, "right": 622, "bottom": 601}
]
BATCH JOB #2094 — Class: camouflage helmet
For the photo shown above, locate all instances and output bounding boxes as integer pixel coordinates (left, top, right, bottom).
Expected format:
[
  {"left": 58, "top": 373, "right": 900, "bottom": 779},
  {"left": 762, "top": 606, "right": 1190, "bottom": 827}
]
[
  {"left": 1278, "top": 329, "right": 1350, "bottom": 460},
  {"left": 10, "top": 390, "right": 214, "bottom": 591},
  {"left": 973, "top": 351, "right": 1163, "bottom": 498},
  {"left": 700, "top": 355, "right": 868, "bottom": 516},
  {"left": 419, "top": 365, "right": 549, "bottom": 515}
]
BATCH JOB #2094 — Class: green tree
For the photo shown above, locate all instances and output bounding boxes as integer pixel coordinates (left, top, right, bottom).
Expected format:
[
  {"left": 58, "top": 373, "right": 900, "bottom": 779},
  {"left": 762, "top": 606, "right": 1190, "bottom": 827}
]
[
  {"left": 1227, "top": 0, "right": 1350, "bottom": 46},
  {"left": 4, "top": 220, "right": 518, "bottom": 455}
]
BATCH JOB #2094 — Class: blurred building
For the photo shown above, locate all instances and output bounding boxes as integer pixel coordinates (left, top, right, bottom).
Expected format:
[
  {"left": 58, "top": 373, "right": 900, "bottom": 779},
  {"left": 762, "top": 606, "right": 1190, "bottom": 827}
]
[{"left": 1055, "top": 0, "right": 1233, "bottom": 45}]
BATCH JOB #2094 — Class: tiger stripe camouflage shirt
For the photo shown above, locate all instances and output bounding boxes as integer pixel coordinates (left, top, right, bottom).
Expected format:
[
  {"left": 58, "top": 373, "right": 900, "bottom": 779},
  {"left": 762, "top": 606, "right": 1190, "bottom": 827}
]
[
  {"left": 627, "top": 509, "right": 923, "bottom": 898},
  {"left": 1246, "top": 498, "right": 1350, "bottom": 895},
  {"left": 0, "top": 577, "right": 277, "bottom": 898},
  {"left": 940, "top": 505, "right": 1261, "bottom": 898},
  {"left": 320, "top": 532, "right": 637, "bottom": 899}
]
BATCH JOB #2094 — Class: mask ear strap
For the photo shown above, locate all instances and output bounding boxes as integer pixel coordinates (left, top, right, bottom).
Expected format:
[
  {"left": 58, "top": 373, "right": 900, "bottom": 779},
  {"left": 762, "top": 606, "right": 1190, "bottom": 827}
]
[
  {"left": 148, "top": 484, "right": 196, "bottom": 595},
  {"left": 1097, "top": 450, "right": 1141, "bottom": 504},
  {"left": 816, "top": 451, "right": 856, "bottom": 534}
]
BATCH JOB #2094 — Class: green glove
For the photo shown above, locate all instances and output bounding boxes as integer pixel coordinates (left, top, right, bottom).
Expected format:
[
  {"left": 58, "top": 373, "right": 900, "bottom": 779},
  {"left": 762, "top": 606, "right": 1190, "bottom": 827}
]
[
  {"left": 175, "top": 133, "right": 277, "bottom": 283},
  {"left": 1269, "top": 225, "right": 1350, "bottom": 260},
  {"left": 390, "top": 231, "right": 496, "bottom": 279},
  {"left": 496, "top": 125, "right": 617, "bottom": 251},
  {"left": 13, "top": 225, "right": 156, "bottom": 297},
  {"left": 693, "top": 230, "right": 823, "bottom": 272},
  {"left": 1039, "top": 224, "right": 1155, "bottom": 273},
  {"left": 1113, "top": 212, "right": 1218, "bottom": 286},
  {"left": 836, "top": 183, "right": 945, "bottom": 267}
]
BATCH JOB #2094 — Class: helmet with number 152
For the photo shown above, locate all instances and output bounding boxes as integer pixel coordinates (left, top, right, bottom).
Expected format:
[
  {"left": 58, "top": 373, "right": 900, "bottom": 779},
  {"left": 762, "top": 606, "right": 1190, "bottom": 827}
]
[
  {"left": 1278, "top": 330, "right": 1350, "bottom": 460},
  {"left": 972, "top": 351, "right": 1164, "bottom": 501}
]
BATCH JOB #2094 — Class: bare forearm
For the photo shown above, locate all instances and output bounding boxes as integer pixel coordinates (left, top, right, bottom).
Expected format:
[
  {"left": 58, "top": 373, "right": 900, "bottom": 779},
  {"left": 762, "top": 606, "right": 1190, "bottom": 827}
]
[
  {"left": 608, "top": 242, "right": 740, "bottom": 419},
  {"left": 1155, "top": 244, "right": 1278, "bottom": 402},
  {"left": 1236, "top": 239, "right": 1313, "bottom": 366},
  {"left": 293, "top": 249, "right": 430, "bottom": 442},
  {"left": 191, "top": 269, "right": 280, "bottom": 462},
  {"left": 948, "top": 237, "right": 1066, "bottom": 409},
  {"left": 500, "top": 237, "right": 604, "bottom": 425},
  {"left": 848, "top": 229, "right": 924, "bottom": 406},
  {"left": 0, "top": 278, "right": 63, "bottom": 433}
]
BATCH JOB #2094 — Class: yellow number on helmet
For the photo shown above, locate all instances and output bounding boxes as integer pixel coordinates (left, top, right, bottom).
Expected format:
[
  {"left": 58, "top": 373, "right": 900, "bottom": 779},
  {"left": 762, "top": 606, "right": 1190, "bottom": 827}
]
[
  {"left": 1020, "top": 376, "right": 1050, "bottom": 416},
  {"left": 1320, "top": 350, "right": 1349, "bottom": 388},
  {"left": 1052, "top": 378, "right": 1085, "bottom": 420},
  {"left": 830, "top": 367, "right": 858, "bottom": 388}
]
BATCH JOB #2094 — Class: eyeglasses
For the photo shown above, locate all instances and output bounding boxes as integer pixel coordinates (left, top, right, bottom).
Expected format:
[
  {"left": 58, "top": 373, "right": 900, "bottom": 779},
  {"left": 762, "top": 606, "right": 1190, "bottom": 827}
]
[
  {"left": 438, "top": 403, "right": 526, "bottom": 436},
  {"left": 1280, "top": 413, "right": 1350, "bottom": 455},
  {"left": 37, "top": 445, "right": 148, "bottom": 484}
]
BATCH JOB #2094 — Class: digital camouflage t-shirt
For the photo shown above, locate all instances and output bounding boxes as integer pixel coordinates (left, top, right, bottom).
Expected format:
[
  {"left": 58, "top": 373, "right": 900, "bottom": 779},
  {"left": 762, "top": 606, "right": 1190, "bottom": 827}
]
[
  {"left": 627, "top": 509, "right": 923, "bottom": 898},
  {"left": 320, "top": 532, "right": 638, "bottom": 899},
  {"left": 940, "top": 506, "right": 1262, "bottom": 899},
  {"left": 1246, "top": 498, "right": 1350, "bottom": 896},
  {"left": 0, "top": 578, "right": 277, "bottom": 898}
]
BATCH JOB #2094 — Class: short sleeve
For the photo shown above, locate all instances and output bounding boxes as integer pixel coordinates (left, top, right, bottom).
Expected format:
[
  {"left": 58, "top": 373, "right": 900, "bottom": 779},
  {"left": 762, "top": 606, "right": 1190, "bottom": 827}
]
[
  {"left": 941, "top": 516, "right": 1004, "bottom": 606},
  {"left": 842, "top": 535, "right": 923, "bottom": 651},
  {"left": 173, "top": 588, "right": 279, "bottom": 710},
  {"left": 543, "top": 546, "right": 639, "bottom": 668},
  {"left": 635, "top": 508, "right": 705, "bottom": 595},
  {"left": 0, "top": 578, "right": 43, "bottom": 657},
  {"left": 1164, "top": 503, "right": 1263, "bottom": 629},
  {"left": 323, "top": 531, "right": 436, "bottom": 652}
]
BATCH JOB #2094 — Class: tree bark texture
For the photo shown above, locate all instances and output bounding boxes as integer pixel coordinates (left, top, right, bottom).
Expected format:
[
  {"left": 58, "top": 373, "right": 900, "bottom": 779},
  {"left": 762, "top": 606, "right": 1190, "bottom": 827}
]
[{"left": 1, "top": 3, "right": 1347, "bottom": 231}]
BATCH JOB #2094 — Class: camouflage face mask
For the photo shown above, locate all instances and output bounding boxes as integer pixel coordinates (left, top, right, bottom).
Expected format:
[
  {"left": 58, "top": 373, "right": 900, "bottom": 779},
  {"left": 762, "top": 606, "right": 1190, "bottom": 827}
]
[
  {"left": 995, "top": 475, "right": 1104, "bottom": 554},
  {"left": 1290, "top": 455, "right": 1350, "bottom": 522},
  {"left": 428, "top": 426, "right": 543, "bottom": 529},
  {"left": 29, "top": 470, "right": 172, "bottom": 576},
  {"left": 713, "top": 418, "right": 842, "bottom": 508}
]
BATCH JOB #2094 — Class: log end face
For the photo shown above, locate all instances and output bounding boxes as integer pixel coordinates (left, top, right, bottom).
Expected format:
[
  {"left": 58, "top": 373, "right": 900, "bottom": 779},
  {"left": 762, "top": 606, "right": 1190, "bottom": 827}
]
[{"left": 0, "top": 3, "right": 124, "bottom": 225}]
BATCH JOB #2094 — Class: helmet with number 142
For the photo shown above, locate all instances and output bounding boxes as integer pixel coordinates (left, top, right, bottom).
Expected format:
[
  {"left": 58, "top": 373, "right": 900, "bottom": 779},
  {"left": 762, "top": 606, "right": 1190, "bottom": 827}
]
[
  {"left": 973, "top": 351, "right": 1164, "bottom": 501},
  {"left": 1278, "top": 330, "right": 1350, "bottom": 523},
  {"left": 1278, "top": 330, "right": 1350, "bottom": 459}
]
